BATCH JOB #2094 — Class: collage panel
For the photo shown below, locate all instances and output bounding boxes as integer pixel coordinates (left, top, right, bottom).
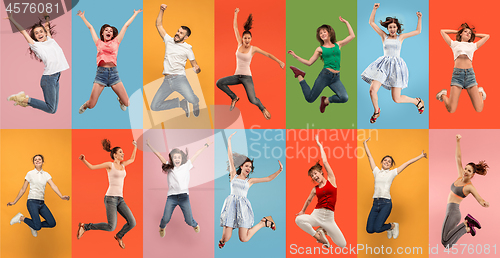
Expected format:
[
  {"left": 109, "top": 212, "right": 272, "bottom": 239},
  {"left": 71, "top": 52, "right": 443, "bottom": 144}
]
[
  {"left": 214, "top": 0, "right": 286, "bottom": 129},
  {"left": 286, "top": 129, "right": 357, "bottom": 256},
  {"left": 141, "top": 129, "right": 214, "bottom": 257},
  {"left": 71, "top": 0, "right": 143, "bottom": 129},
  {"left": 357, "top": 0, "right": 429, "bottom": 129},
  {"left": 71, "top": 129, "right": 143, "bottom": 257},
  {"left": 214, "top": 129, "right": 286, "bottom": 257},
  {"left": 143, "top": 0, "right": 214, "bottom": 129},
  {"left": 1, "top": 129, "right": 72, "bottom": 258},
  {"left": 1, "top": 4, "right": 72, "bottom": 129},
  {"left": 429, "top": 130, "right": 500, "bottom": 256},
  {"left": 286, "top": 0, "right": 357, "bottom": 129},
  {"left": 357, "top": 129, "right": 429, "bottom": 257},
  {"left": 429, "top": 0, "right": 499, "bottom": 128}
]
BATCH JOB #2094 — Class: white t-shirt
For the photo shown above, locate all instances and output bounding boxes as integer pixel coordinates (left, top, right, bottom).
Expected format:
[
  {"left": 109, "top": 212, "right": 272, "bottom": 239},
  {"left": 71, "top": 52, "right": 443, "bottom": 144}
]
[
  {"left": 29, "top": 36, "right": 69, "bottom": 75},
  {"left": 25, "top": 168, "right": 52, "bottom": 200},
  {"left": 372, "top": 167, "right": 398, "bottom": 199},
  {"left": 166, "top": 160, "right": 193, "bottom": 196},
  {"left": 451, "top": 40, "right": 477, "bottom": 61},
  {"left": 163, "top": 33, "right": 195, "bottom": 75}
]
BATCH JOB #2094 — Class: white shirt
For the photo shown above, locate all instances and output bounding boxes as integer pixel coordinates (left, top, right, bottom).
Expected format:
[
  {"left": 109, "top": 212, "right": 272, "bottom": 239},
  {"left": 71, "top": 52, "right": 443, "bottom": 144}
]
[
  {"left": 451, "top": 40, "right": 477, "bottom": 61},
  {"left": 29, "top": 36, "right": 69, "bottom": 75},
  {"left": 372, "top": 167, "right": 398, "bottom": 199},
  {"left": 167, "top": 160, "right": 193, "bottom": 196},
  {"left": 163, "top": 34, "right": 195, "bottom": 75},
  {"left": 25, "top": 168, "right": 52, "bottom": 200}
]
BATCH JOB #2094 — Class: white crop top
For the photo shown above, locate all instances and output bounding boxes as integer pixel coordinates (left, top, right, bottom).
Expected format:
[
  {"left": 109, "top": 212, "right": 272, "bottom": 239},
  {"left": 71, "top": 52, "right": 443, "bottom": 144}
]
[{"left": 451, "top": 40, "right": 477, "bottom": 61}]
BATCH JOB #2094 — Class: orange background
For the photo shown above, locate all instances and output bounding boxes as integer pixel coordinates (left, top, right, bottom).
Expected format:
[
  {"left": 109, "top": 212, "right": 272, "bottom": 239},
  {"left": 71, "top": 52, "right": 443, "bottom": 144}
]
[
  {"left": 429, "top": 0, "right": 500, "bottom": 128},
  {"left": 1, "top": 130, "right": 72, "bottom": 258},
  {"left": 214, "top": 0, "right": 286, "bottom": 129},
  {"left": 71, "top": 130, "right": 143, "bottom": 257},
  {"left": 357, "top": 129, "right": 428, "bottom": 257},
  {"left": 286, "top": 129, "right": 357, "bottom": 257}
]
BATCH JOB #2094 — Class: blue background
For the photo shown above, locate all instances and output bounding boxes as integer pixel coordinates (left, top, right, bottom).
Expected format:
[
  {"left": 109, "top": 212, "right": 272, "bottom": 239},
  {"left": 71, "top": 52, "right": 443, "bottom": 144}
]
[
  {"left": 71, "top": 0, "right": 143, "bottom": 129},
  {"left": 214, "top": 129, "right": 286, "bottom": 257},
  {"left": 357, "top": 0, "right": 429, "bottom": 129}
]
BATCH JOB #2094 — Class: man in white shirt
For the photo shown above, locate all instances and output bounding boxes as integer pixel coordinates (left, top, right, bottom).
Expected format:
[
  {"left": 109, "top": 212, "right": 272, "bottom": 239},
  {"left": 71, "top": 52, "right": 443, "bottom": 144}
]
[{"left": 150, "top": 4, "right": 202, "bottom": 117}]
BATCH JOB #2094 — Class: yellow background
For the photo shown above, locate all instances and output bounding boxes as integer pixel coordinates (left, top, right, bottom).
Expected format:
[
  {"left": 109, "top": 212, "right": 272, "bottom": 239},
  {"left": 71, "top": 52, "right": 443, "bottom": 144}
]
[
  {"left": 357, "top": 129, "right": 429, "bottom": 257},
  {"left": 1, "top": 130, "right": 72, "bottom": 258}
]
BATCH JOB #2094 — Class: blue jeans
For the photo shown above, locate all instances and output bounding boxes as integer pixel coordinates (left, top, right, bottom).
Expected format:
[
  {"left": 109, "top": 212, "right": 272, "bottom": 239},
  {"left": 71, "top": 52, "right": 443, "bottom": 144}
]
[
  {"left": 150, "top": 75, "right": 199, "bottom": 111},
  {"left": 28, "top": 72, "right": 60, "bottom": 114},
  {"left": 366, "top": 198, "right": 392, "bottom": 233},
  {"left": 450, "top": 68, "right": 477, "bottom": 89},
  {"left": 94, "top": 67, "right": 122, "bottom": 87},
  {"left": 159, "top": 193, "right": 198, "bottom": 229},
  {"left": 299, "top": 69, "right": 348, "bottom": 104},
  {"left": 216, "top": 75, "right": 265, "bottom": 111},
  {"left": 84, "top": 196, "right": 136, "bottom": 238},
  {"left": 24, "top": 199, "right": 56, "bottom": 231}
]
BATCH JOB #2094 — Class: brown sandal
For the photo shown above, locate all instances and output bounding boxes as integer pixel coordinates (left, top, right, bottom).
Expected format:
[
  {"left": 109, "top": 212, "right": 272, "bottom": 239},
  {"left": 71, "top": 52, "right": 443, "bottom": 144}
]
[
  {"left": 370, "top": 108, "right": 380, "bottom": 124},
  {"left": 263, "top": 216, "right": 276, "bottom": 230},
  {"left": 230, "top": 97, "right": 239, "bottom": 111},
  {"left": 416, "top": 98, "right": 425, "bottom": 114}
]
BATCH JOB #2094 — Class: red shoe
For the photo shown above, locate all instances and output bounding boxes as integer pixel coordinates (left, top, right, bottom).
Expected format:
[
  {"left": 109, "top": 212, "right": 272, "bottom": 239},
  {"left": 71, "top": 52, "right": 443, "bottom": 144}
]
[
  {"left": 320, "top": 96, "right": 329, "bottom": 113},
  {"left": 218, "top": 240, "right": 225, "bottom": 249},
  {"left": 290, "top": 66, "right": 305, "bottom": 78}
]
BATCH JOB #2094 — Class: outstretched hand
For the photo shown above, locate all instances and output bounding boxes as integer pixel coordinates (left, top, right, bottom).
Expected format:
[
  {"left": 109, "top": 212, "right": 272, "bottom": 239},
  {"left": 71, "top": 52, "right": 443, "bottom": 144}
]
[
  {"left": 416, "top": 11, "right": 422, "bottom": 18},
  {"left": 134, "top": 9, "right": 143, "bottom": 15},
  {"left": 373, "top": 3, "right": 380, "bottom": 9},
  {"left": 79, "top": 154, "right": 85, "bottom": 161},
  {"left": 160, "top": 4, "right": 167, "bottom": 10},
  {"left": 315, "top": 134, "right": 322, "bottom": 146},
  {"left": 278, "top": 60, "right": 285, "bottom": 69},
  {"left": 7, "top": 201, "right": 16, "bottom": 206},
  {"left": 421, "top": 151, "right": 428, "bottom": 159},
  {"left": 76, "top": 10, "right": 85, "bottom": 17},
  {"left": 235, "top": 8, "right": 240, "bottom": 14},
  {"left": 483, "top": 201, "right": 490, "bottom": 208},
  {"left": 61, "top": 196, "right": 70, "bottom": 201},
  {"left": 228, "top": 131, "right": 237, "bottom": 139},
  {"left": 339, "top": 16, "right": 347, "bottom": 23},
  {"left": 132, "top": 140, "right": 137, "bottom": 147},
  {"left": 456, "top": 134, "right": 462, "bottom": 141},
  {"left": 287, "top": 50, "right": 297, "bottom": 57},
  {"left": 278, "top": 160, "right": 283, "bottom": 171},
  {"left": 364, "top": 137, "right": 371, "bottom": 143}
]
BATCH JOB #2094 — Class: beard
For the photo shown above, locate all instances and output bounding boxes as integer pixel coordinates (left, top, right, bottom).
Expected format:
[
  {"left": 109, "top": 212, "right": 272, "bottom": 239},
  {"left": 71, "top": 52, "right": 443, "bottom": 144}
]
[{"left": 174, "top": 34, "right": 186, "bottom": 43}]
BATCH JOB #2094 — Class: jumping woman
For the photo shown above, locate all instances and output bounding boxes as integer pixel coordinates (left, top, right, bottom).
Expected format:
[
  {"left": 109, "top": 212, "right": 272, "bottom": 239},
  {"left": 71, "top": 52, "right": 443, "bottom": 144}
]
[
  {"left": 361, "top": 3, "right": 424, "bottom": 123},
  {"left": 288, "top": 16, "right": 355, "bottom": 113},
  {"left": 76, "top": 9, "right": 142, "bottom": 114},
  {"left": 441, "top": 135, "right": 489, "bottom": 247},
  {"left": 218, "top": 131, "right": 283, "bottom": 248},
  {"left": 146, "top": 138, "right": 212, "bottom": 237},
  {"left": 76, "top": 139, "right": 137, "bottom": 249},
  {"left": 363, "top": 137, "right": 427, "bottom": 239},
  {"left": 295, "top": 135, "right": 347, "bottom": 248},
  {"left": 6, "top": 13, "right": 69, "bottom": 113},
  {"left": 216, "top": 8, "right": 285, "bottom": 120},
  {"left": 8, "top": 155, "right": 70, "bottom": 237},
  {"left": 436, "top": 24, "right": 489, "bottom": 113}
]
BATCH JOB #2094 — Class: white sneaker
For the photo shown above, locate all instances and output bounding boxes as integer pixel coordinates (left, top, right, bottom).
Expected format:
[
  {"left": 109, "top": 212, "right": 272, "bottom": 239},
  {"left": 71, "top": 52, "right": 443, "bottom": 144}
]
[
  {"left": 7, "top": 91, "right": 29, "bottom": 107},
  {"left": 392, "top": 222, "right": 400, "bottom": 239},
  {"left": 117, "top": 97, "right": 127, "bottom": 111},
  {"left": 478, "top": 87, "right": 486, "bottom": 101},
  {"left": 79, "top": 102, "right": 88, "bottom": 114},
  {"left": 194, "top": 225, "right": 200, "bottom": 233},
  {"left": 30, "top": 227, "right": 38, "bottom": 237},
  {"left": 387, "top": 228, "right": 393, "bottom": 239},
  {"left": 436, "top": 89, "right": 447, "bottom": 102},
  {"left": 10, "top": 212, "right": 23, "bottom": 225}
]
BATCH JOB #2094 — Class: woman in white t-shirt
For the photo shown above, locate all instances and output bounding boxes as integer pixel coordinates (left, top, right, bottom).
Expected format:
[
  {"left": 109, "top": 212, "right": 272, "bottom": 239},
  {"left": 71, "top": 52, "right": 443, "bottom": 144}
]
[
  {"left": 6, "top": 14, "right": 69, "bottom": 113},
  {"left": 436, "top": 23, "right": 490, "bottom": 113},
  {"left": 146, "top": 139, "right": 211, "bottom": 237},
  {"left": 363, "top": 137, "right": 427, "bottom": 239},
  {"left": 7, "top": 154, "right": 70, "bottom": 237}
]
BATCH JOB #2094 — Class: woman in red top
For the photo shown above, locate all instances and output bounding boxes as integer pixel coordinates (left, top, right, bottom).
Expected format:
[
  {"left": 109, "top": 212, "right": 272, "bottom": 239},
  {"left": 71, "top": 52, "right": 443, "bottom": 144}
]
[{"left": 295, "top": 135, "right": 346, "bottom": 248}]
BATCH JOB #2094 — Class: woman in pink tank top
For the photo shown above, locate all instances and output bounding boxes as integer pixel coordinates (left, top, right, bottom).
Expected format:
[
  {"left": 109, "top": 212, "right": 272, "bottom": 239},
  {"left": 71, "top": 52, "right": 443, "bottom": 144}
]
[
  {"left": 216, "top": 8, "right": 285, "bottom": 120},
  {"left": 76, "top": 9, "right": 142, "bottom": 114},
  {"left": 76, "top": 139, "right": 138, "bottom": 249}
]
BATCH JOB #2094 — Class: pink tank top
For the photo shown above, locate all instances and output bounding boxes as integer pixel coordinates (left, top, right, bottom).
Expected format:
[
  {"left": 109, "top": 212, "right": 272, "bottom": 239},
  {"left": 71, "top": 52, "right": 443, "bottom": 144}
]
[
  {"left": 105, "top": 163, "right": 126, "bottom": 197},
  {"left": 96, "top": 38, "right": 119, "bottom": 66},
  {"left": 234, "top": 45, "right": 253, "bottom": 76}
]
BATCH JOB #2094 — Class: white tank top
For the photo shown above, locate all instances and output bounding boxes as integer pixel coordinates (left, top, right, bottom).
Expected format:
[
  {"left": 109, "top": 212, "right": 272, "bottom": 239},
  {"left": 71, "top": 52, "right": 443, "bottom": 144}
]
[
  {"left": 105, "top": 163, "right": 126, "bottom": 197},
  {"left": 234, "top": 45, "right": 253, "bottom": 76}
]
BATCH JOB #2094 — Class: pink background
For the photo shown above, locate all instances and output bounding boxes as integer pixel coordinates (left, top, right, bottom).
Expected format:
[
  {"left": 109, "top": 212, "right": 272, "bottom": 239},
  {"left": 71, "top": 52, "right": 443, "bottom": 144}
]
[
  {"left": 142, "top": 129, "right": 214, "bottom": 258},
  {"left": 429, "top": 130, "right": 500, "bottom": 256},
  {"left": 1, "top": 8, "right": 71, "bottom": 129}
]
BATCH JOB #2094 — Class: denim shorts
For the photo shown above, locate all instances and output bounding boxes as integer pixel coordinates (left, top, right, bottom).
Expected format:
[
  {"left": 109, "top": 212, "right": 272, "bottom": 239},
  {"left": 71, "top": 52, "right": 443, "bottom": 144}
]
[
  {"left": 450, "top": 68, "right": 477, "bottom": 89},
  {"left": 94, "top": 66, "right": 121, "bottom": 87}
]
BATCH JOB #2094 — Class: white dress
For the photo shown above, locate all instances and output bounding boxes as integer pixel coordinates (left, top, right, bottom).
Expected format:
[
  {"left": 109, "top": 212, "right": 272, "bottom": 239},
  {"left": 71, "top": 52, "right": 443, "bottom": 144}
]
[{"left": 220, "top": 177, "right": 254, "bottom": 228}]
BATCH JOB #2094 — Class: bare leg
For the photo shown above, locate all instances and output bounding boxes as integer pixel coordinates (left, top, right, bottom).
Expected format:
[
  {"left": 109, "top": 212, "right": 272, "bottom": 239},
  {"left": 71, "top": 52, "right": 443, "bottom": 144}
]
[
  {"left": 238, "top": 218, "right": 268, "bottom": 242},
  {"left": 297, "top": 75, "right": 304, "bottom": 82},
  {"left": 442, "top": 86, "right": 462, "bottom": 113},
  {"left": 391, "top": 88, "right": 418, "bottom": 104},
  {"left": 220, "top": 226, "right": 233, "bottom": 243},
  {"left": 86, "top": 83, "right": 106, "bottom": 109},
  {"left": 466, "top": 86, "right": 484, "bottom": 112},
  {"left": 111, "top": 82, "right": 130, "bottom": 107},
  {"left": 369, "top": 80, "right": 382, "bottom": 112}
]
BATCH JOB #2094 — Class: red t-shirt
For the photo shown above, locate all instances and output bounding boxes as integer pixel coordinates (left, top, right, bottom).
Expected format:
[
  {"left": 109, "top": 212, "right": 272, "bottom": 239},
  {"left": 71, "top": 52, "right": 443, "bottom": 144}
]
[{"left": 315, "top": 180, "right": 337, "bottom": 212}]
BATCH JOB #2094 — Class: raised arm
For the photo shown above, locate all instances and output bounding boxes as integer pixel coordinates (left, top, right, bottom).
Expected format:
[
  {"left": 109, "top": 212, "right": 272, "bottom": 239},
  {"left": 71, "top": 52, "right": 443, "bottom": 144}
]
[
  {"left": 47, "top": 179, "right": 70, "bottom": 200},
  {"left": 122, "top": 140, "right": 138, "bottom": 166},
  {"left": 396, "top": 151, "right": 427, "bottom": 174},
  {"left": 233, "top": 8, "right": 242, "bottom": 45},
  {"left": 253, "top": 46, "right": 285, "bottom": 68},
  {"left": 475, "top": 33, "right": 490, "bottom": 49},
  {"left": 116, "top": 9, "right": 142, "bottom": 43},
  {"left": 400, "top": 11, "right": 422, "bottom": 41},
  {"left": 337, "top": 16, "right": 355, "bottom": 48},
  {"left": 316, "top": 135, "right": 336, "bottom": 187},
  {"left": 76, "top": 10, "right": 99, "bottom": 44},
  {"left": 248, "top": 160, "right": 283, "bottom": 185},
  {"left": 369, "top": 3, "right": 386, "bottom": 41},
  {"left": 190, "top": 141, "right": 213, "bottom": 163},
  {"left": 156, "top": 4, "right": 167, "bottom": 39},
  {"left": 146, "top": 139, "right": 168, "bottom": 164},
  {"left": 468, "top": 185, "right": 489, "bottom": 207},
  {"left": 455, "top": 135, "right": 464, "bottom": 178},
  {"left": 296, "top": 187, "right": 316, "bottom": 216},
  {"left": 228, "top": 132, "right": 237, "bottom": 180},
  {"left": 189, "top": 59, "right": 201, "bottom": 74},
  {"left": 79, "top": 155, "right": 112, "bottom": 170},
  {"left": 287, "top": 47, "right": 321, "bottom": 66},
  {"left": 363, "top": 138, "right": 376, "bottom": 171},
  {"left": 440, "top": 29, "right": 456, "bottom": 47},
  {"left": 5, "top": 14, "right": 34, "bottom": 44},
  {"left": 7, "top": 180, "right": 29, "bottom": 206},
  {"left": 41, "top": 12, "right": 52, "bottom": 38}
]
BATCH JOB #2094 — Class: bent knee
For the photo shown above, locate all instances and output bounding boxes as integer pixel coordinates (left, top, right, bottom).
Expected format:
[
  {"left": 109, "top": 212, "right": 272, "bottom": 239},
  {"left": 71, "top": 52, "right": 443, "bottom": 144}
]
[
  {"left": 295, "top": 216, "right": 306, "bottom": 225},
  {"left": 129, "top": 219, "right": 137, "bottom": 229},
  {"left": 392, "top": 96, "right": 402, "bottom": 103},
  {"left": 337, "top": 240, "right": 347, "bottom": 248},
  {"left": 122, "top": 99, "right": 130, "bottom": 107},
  {"left": 216, "top": 80, "right": 223, "bottom": 89},
  {"left": 446, "top": 106, "right": 457, "bottom": 113},
  {"left": 32, "top": 224, "right": 42, "bottom": 231},
  {"left": 48, "top": 219, "right": 56, "bottom": 228},
  {"left": 239, "top": 236, "right": 249, "bottom": 242},
  {"left": 366, "top": 227, "right": 375, "bottom": 234},
  {"left": 87, "top": 101, "right": 97, "bottom": 109},
  {"left": 339, "top": 94, "right": 349, "bottom": 103}
]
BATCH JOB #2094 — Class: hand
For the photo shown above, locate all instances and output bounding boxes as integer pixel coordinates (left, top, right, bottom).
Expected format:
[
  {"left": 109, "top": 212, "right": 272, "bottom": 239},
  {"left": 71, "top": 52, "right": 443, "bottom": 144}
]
[
  {"left": 296, "top": 211, "right": 305, "bottom": 216},
  {"left": 315, "top": 134, "right": 322, "bottom": 146},
  {"left": 41, "top": 11, "right": 49, "bottom": 19},
  {"left": 132, "top": 140, "right": 137, "bottom": 147},
  {"left": 422, "top": 151, "right": 428, "bottom": 159},
  {"left": 278, "top": 160, "right": 283, "bottom": 171},
  {"left": 287, "top": 50, "right": 296, "bottom": 57},
  {"left": 61, "top": 196, "right": 70, "bottom": 201},
  {"left": 134, "top": 9, "right": 143, "bottom": 15},
  {"left": 79, "top": 154, "right": 85, "bottom": 161},
  {"left": 339, "top": 16, "right": 347, "bottom": 23},
  {"left": 206, "top": 141, "right": 213, "bottom": 147},
  {"left": 483, "top": 201, "right": 489, "bottom": 208},
  {"left": 364, "top": 137, "right": 371, "bottom": 143},
  {"left": 374, "top": 3, "right": 380, "bottom": 9},
  {"left": 456, "top": 134, "right": 462, "bottom": 141},
  {"left": 76, "top": 10, "right": 85, "bottom": 17},
  {"left": 146, "top": 138, "right": 150, "bottom": 145},
  {"left": 278, "top": 60, "right": 285, "bottom": 69},
  {"left": 193, "top": 65, "right": 201, "bottom": 74},
  {"left": 228, "top": 131, "right": 237, "bottom": 139},
  {"left": 160, "top": 4, "right": 167, "bottom": 10},
  {"left": 7, "top": 201, "right": 16, "bottom": 206},
  {"left": 235, "top": 8, "right": 239, "bottom": 14},
  {"left": 416, "top": 11, "right": 422, "bottom": 18}
]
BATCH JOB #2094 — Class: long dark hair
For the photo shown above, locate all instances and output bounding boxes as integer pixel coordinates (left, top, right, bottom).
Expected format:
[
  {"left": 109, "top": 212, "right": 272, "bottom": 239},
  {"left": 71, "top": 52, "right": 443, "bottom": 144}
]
[
  {"left": 380, "top": 17, "right": 403, "bottom": 35},
  {"left": 99, "top": 24, "right": 118, "bottom": 41},
  {"left": 228, "top": 153, "right": 254, "bottom": 179},
  {"left": 456, "top": 23, "right": 476, "bottom": 42},
  {"left": 316, "top": 24, "right": 336, "bottom": 45},
  {"left": 242, "top": 14, "right": 253, "bottom": 37},
  {"left": 28, "top": 20, "right": 56, "bottom": 62},
  {"left": 467, "top": 161, "right": 488, "bottom": 176},
  {"left": 380, "top": 155, "right": 396, "bottom": 169},
  {"left": 162, "top": 148, "right": 189, "bottom": 173},
  {"left": 102, "top": 139, "right": 121, "bottom": 160}
]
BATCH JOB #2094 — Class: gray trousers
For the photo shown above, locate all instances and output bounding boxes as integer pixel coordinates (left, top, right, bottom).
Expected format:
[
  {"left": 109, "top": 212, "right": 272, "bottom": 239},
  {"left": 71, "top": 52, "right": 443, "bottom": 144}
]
[
  {"left": 84, "top": 196, "right": 136, "bottom": 238},
  {"left": 441, "top": 203, "right": 466, "bottom": 248}
]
